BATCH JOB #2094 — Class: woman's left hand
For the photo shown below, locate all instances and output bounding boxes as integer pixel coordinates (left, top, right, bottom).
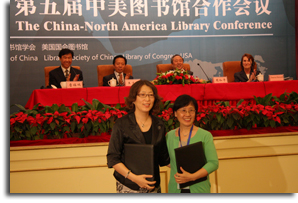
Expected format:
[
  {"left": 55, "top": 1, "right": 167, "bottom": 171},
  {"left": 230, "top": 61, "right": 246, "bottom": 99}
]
[
  {"left": 174, "top": 167, "right": 194, "bottom": 184},
  {"left": 249, "top": 69, "right": 257, "bottom": 82}
]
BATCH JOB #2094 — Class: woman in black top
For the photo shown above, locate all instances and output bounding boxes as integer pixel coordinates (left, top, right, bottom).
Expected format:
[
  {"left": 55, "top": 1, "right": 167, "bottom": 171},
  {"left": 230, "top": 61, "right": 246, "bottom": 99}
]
[
  {"left": 107, "top": 80, "right": 170, "bottom": 193},
  {"left": 234, "top": 53, "right": 260, "bottom": 82}
]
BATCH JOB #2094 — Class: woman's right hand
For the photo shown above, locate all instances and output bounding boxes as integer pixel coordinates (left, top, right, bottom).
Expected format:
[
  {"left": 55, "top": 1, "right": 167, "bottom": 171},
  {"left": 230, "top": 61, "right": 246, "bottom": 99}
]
[
  {"left": 129, "top": 173, "right": 156, "bottom": 190},
  {"left": 113, "top": 163, "right": 156, "bottom": 190}
]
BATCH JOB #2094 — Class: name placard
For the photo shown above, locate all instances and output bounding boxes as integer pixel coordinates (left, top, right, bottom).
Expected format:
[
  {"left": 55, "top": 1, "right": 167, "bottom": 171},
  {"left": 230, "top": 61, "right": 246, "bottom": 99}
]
[
  {"left": 125, "top": 79, "right": 140, "bottom": 86},
  {"left": 212, "top": 76, "right": 228, "bottom": 83},
  {"left": 60, "top": 81, "right": 83, "bottom": 88},
  {"left": 268, "top": 74, "right": 284, "bottom": 81}
]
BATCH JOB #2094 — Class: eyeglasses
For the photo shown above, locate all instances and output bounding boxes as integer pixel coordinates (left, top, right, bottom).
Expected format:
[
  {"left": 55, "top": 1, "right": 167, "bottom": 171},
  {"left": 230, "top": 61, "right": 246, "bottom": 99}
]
[
  {"left": 137, "top": 93, "right": 155, "bottom": 98},
  {"left": 177, "top": 109, "right": 196, "bottom": 115}
]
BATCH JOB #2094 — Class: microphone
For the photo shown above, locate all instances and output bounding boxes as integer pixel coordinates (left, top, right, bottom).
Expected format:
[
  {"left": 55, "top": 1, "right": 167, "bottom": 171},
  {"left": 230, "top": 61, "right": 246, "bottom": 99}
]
[{"left": 197, "top": 63, "right": 211, "bottom": 81}]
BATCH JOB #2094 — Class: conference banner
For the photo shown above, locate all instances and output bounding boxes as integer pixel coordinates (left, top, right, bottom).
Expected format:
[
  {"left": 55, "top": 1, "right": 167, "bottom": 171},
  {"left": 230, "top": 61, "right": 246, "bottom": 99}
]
[{"left": 10, "top": 0, "right": 296, "bottom": 112}]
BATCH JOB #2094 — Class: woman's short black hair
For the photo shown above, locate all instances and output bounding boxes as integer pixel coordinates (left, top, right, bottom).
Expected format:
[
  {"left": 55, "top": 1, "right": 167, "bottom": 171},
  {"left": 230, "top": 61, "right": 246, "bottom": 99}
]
[
  {"left": 125, "top": 80, "right": 162, "bottom": 115},
  {"left": 58, "top": 49, "right": 74, "bottom": 58},
  {"left": 113, "top": 55, "right": 127, "bottom": 65},
  {"left": 173, "top": 94, "right": 198, "bottom": 114}
]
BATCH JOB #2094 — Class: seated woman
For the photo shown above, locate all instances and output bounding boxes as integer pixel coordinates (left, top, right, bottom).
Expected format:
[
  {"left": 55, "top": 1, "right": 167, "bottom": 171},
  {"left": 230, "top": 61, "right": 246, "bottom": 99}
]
[
  {"left": 234, "top": 53, "right": 260, "bottom": 82},
  {"left": 103, "top": 55, "right": 133, "bottom": 86}
]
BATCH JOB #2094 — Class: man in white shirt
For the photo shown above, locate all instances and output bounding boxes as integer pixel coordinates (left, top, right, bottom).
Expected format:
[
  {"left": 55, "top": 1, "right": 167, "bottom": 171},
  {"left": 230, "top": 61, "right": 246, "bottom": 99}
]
[
  {"left": 48, "top": 49, "right": 83, "bottom": 88},
  {"left": 103, "top": 55, "right": 133, "bottom": 86},
  {"left": 171, "top": 54, "right": 193, "bottom": 75}
]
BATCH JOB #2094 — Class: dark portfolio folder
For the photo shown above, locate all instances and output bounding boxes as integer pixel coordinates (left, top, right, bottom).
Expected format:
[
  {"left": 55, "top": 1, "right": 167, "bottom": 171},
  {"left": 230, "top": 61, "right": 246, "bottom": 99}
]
[
  {"left": 124, "top": 144, "right": 154, "bottom": 187},
  {"left": 175, "top": 141, "right": 207, "bottom": 188}
]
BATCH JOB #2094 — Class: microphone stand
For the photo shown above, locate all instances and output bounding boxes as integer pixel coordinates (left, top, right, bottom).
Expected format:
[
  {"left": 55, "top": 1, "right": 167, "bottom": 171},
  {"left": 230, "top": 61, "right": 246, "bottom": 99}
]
[{"left": 197, "top": 63, "right": 211, "bottom": 82}]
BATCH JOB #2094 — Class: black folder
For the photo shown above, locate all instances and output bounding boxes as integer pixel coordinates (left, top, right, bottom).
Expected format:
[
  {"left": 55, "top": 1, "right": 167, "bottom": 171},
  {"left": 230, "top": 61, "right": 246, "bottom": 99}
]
[
  {"left": 124, "top": 144, "right": 154, "bottom": 188},
  {"left": 175, "top": 141, "right": 207, "bottom": 188}
]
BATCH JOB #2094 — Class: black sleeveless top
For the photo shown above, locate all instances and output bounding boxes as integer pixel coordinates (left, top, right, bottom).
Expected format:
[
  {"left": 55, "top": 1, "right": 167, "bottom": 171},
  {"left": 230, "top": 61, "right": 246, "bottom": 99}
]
[{"left": 142, "top": 125, "right": 152, "bottom": 144}]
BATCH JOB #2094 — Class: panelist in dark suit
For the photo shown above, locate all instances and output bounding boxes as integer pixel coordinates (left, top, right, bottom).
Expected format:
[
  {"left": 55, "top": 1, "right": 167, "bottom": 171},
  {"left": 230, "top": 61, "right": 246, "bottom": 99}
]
[
  {"left": 171, "top": 54, "right": 193, "bottom": 75},
  {"left": 48, "top": 49, "right": 83, "bottom": 88},
  {"left": 103, "top": 55, "right": 133, "bottom": 86},
  {"left": 234, "top": 53, "right": 259, "bottom": 82}
]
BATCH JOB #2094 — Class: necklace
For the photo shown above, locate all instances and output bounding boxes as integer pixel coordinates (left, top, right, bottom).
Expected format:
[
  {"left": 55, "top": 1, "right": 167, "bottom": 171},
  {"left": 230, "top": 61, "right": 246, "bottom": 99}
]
[
  {"left": 138, "top": 116, "right": 150, "bottom": 128},
  {"left": 178, "top": 125, "right": 194, "bottom": 147},
  {"left": 180, "top": 130, "right": 190, "bottom": 137}
]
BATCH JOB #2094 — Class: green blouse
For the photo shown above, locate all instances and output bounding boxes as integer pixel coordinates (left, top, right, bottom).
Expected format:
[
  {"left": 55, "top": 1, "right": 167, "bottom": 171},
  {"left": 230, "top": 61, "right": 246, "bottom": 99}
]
[{"left": 166, "top": 127, "right": 219, "bottom": 193}]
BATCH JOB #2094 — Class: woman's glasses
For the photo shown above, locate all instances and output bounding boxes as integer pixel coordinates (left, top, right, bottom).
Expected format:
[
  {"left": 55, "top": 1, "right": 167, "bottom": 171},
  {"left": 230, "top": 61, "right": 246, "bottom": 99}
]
[
  {"left": 137, "top": 93, "right": 154, "bottom": 98},
  {"left": 177, "top": 109, "right": 196, "bottom": 115}
]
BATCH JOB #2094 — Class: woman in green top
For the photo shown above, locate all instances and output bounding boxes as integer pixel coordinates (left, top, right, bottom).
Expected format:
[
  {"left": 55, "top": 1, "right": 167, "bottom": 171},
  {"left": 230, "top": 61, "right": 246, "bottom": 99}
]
[{"left": 166, "top": 94, "right": 219, "bottom": 193}]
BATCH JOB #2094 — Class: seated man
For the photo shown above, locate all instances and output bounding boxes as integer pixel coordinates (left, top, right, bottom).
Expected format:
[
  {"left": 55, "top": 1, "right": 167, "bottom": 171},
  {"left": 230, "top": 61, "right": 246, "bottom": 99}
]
[
  {"left": 171, "top": 54, "right": 193, "bottom": 75},
  {"left": 48, "top": 49, "right": 83, "bottom": 88},
  {"left": 103, "top": 55, "right": 133, "bottom": 86}
]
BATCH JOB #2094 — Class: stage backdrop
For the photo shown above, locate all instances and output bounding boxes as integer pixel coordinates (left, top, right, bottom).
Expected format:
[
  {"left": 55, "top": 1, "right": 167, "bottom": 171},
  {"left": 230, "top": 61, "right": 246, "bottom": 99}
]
[{"left": 10, "top": 0, "right": 296, "bottom": 113}]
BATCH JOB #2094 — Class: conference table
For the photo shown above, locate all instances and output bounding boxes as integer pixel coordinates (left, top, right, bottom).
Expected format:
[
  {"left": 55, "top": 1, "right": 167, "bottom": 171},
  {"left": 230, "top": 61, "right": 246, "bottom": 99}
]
[{"left": 25, "top": 80, "right": 298, "bottom": 109}]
